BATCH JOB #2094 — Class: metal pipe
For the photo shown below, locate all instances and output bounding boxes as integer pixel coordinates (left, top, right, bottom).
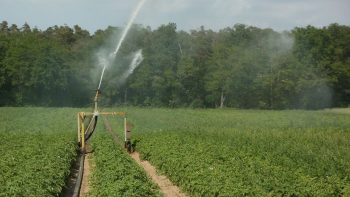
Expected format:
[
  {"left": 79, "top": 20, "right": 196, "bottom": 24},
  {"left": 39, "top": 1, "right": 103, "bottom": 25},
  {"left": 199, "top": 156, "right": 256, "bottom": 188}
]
[
  {"left": 94, "top": 89, "right": 100, "bottom": 113},
  {"left": 124, "top": 117, "right": 127, "bottom": 142},
  {"left": 81, "top": 119, "right": 85, "bottom": 151},
  {"left": 77, "top": 113, "right": 80, "bottom": 144},
  {"left": 72, "top": 153, "right": 85, "bottom": 197}
]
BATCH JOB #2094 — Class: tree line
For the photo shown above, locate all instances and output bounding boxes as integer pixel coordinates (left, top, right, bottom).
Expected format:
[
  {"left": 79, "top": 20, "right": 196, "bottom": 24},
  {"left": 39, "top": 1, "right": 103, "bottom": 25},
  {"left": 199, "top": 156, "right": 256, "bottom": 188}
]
[{"left": 0, "top": 21, "right": 349, "bottom": 109}]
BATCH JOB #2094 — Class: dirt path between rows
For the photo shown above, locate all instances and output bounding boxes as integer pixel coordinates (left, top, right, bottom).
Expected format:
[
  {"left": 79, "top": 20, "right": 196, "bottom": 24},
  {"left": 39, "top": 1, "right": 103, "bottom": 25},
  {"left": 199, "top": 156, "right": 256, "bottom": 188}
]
[
  {"left": 102, "top": 117, "right": 186, "bottom": 197},
  {"left": 130, "top": 151, "right": 186, "bottom": 197},
  {"left": 79, "top": 152, "right": 91, "bottom": 197}
]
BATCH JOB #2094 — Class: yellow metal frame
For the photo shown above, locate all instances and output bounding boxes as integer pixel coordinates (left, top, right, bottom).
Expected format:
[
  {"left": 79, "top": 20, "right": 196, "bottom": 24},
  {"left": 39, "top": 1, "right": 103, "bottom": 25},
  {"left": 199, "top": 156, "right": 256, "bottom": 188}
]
[
  {"left": 77, "top": 111, "right": 126, "bottom": 151},
  {"left": 77, "top": 89, "right": 128, "bottom": 151}
]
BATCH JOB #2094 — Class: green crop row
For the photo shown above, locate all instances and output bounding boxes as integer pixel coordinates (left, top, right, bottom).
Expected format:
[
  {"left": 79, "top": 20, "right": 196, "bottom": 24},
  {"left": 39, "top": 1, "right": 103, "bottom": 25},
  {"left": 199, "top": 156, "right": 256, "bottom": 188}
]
[
  {"left": 0, "top": 107, "right": 78, "bottom": 196},
  {"left": 114, "top": 107, "right": 350, "bottom": 132},
  {"left": 2, "top": 107, "right": 350, "bottom": 196},
  {"left": 119, "top": 108, "right": 350, "bottom": 196},
  {"left": 137, "top": 130, "right": 350, "bottom": 196},
  {"left": 0, "top": 132, "right": 76, "bottom": 196},
  {"left": 88, "top": 125, "right": 160, "bottom": 197}
]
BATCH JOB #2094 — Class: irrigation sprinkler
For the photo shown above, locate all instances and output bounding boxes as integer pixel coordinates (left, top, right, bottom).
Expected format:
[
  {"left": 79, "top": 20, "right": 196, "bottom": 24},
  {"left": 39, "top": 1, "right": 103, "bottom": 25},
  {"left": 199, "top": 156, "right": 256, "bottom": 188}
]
[
  {"left": 77, "top": 89, "right": 129, "bottom": 153},
  {"left": 76, "top": 0, "right": 146, "bottom": 154}
]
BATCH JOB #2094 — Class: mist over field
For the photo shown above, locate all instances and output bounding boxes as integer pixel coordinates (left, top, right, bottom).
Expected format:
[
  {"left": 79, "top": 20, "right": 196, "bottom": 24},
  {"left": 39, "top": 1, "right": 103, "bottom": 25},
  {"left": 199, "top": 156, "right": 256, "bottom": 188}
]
[
  {"left": 0, "top": 0, "right": 350, "bottom": 109},
  {"left": 0, "top": 21, "right": 349, "bottom": 109}
]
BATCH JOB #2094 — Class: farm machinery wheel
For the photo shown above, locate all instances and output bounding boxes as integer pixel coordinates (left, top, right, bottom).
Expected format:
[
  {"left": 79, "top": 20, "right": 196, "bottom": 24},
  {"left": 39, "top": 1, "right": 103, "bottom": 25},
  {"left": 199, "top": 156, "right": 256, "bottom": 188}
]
[{"left": 125, "top": 140, "right": 133, "bottom": 153}]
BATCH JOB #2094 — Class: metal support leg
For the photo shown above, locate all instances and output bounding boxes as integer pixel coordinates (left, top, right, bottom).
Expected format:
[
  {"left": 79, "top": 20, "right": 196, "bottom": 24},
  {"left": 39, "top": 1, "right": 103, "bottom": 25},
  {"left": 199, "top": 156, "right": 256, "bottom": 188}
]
[
  {"left": 81, "top": 118, "right": 85, "bottom": 152},
  {"left": 124, "top": 117, "right": 127, "bottom": 142},
  {"left": 77, "top": 113, "right": 81, "bottom": 144}
]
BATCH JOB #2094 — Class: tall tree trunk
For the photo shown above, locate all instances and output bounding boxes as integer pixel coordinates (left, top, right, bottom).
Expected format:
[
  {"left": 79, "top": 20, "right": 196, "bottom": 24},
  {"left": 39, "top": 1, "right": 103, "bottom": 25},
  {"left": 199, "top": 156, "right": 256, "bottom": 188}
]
[
  {"left": 124, "top": 88, "right": 128, "bottom": 105},
  {"left": 220, "top": 89, "right": 225, "bottom": 108}
]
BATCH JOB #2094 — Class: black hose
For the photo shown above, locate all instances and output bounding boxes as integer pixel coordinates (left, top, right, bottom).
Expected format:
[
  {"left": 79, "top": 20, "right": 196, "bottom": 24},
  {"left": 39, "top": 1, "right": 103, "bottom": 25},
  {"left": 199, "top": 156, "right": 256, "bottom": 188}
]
[
  {"left": 72, "top": 152, "right": 85, "bottom": 197},
  {"left": 84, "top": 116, "right": 98, "bottom": 142}
]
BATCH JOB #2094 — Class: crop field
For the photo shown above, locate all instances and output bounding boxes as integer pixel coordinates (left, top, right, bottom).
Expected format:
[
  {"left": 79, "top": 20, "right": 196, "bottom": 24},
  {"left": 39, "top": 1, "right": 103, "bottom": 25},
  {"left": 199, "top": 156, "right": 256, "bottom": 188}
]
[
  {"left": 88, "top": 123, "right": 160, "bottom": 196},
  {"left": 1, "top": 107, "right": 350, "bottom": 196},
  {"left": 111, "top": 108, "right": 350, "bottom": 196},
  {"left": 0, "top": 107, "right": 159, "bottom": 196},
  {"left": 0, "top": 107, "right": 78, "bottom": 196}
]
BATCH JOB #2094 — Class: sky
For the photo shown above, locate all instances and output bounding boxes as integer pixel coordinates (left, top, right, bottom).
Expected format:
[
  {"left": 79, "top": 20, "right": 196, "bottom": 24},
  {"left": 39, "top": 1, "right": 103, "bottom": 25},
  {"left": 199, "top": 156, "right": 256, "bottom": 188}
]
[{"left": 1, "top": 0, "right": 350, "bottom": 33}]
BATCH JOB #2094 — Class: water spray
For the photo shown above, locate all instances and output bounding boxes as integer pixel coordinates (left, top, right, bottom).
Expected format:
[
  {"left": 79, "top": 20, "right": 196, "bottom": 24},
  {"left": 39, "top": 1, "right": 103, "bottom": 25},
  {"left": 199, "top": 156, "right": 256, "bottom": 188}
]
[
  {"left": 119, "top": 49, "right": 144, "bottom": 84},
  {"left": 78, "top": 0, "right": 147, "bottom": 153},
  {"left": 113, "top": 0, "right": 146, "bottom": 56},
  {"left": 97, "top": 0, "right": 146, "bottom": 91}
]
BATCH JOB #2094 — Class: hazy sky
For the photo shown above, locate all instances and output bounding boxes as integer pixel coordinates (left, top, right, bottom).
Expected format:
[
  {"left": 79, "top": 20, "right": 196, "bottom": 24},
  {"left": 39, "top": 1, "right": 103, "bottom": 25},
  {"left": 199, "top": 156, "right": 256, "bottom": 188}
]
[{"left": 1, "top": 0, "right": 349, "bottom": 33}]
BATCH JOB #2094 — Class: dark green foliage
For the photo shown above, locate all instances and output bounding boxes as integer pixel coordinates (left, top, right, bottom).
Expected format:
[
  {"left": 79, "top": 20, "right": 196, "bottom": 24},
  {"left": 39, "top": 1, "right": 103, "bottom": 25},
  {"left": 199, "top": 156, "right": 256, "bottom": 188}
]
[{"left": 1, "top": 21, "right": 350, "bottom": 109}]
